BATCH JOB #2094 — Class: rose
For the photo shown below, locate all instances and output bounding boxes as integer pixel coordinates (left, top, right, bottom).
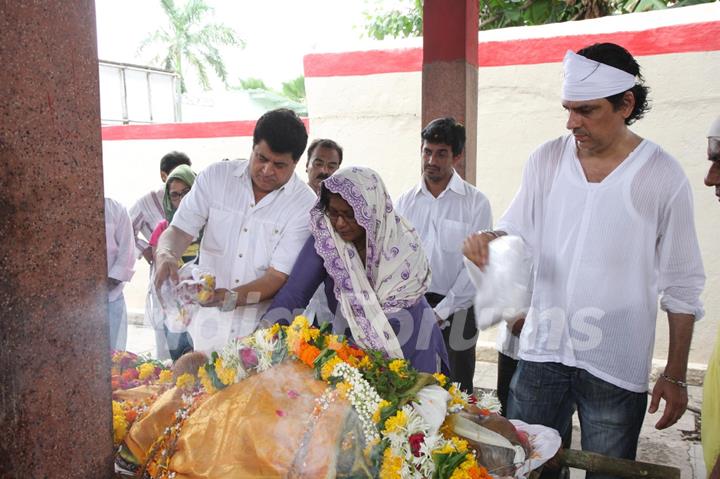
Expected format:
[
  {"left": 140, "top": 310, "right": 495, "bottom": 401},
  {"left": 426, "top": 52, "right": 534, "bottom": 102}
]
[
  {"left": 239, "top": 347, "right": 258, "bottom": 369},
  {"left": 409, "top": 432, "right": 425, "bottom": 457}
]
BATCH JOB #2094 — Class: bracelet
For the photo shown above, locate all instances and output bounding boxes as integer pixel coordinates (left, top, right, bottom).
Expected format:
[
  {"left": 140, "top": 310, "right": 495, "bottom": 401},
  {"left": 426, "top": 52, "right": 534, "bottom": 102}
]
[
  {"left": 478, "top": 229, "right": 499, "bottom": 239},
  {"left": 660, "top": 373, "right": 687, "bottom": 388}
]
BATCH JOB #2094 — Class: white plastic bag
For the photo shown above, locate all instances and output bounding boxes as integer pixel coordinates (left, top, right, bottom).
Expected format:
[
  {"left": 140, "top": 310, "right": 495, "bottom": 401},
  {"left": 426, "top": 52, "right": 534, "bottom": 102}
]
[
  {"left": 463, "top": 235, "right": 533, "bottom": 330},
  {"left": 156, "top": 262, "right": 215, "bottom": 333}
]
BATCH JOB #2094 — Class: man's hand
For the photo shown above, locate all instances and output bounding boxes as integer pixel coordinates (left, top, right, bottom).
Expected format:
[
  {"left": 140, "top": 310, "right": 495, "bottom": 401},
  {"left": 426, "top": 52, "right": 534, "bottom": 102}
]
[
  {"left": 200, "top": 288, "right": 229, "bottom": 308},
  {"left": 141, "top": 246, "right": 154, "bottom": 265},
  {"left": 462, "top": 231, "right": 501, "bottom": 270},
  {"left": 154, "top": 249, "right": 179, "bottom": 289},
  {"left": 511, "top": 317, "right": 525, "bottom": 337},
  {"left": 434, "top": 312, "right": 449, "bottom": 330},
  {"left": 648, "top": 376, "right": 688, "bottom": 429}
]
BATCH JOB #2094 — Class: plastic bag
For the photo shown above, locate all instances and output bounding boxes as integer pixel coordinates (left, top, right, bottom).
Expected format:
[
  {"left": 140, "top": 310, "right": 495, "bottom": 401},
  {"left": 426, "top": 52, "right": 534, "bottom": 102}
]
[
  {"left": 463, "top": 235, "right": 533, "bottom": 330},
  {"left": 156, "top": 262, "right": 215, "bottom": 333}
]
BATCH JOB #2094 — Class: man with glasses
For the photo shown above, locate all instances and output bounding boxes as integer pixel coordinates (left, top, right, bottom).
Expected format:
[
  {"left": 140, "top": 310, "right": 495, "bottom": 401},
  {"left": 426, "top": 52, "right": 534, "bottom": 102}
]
[
  {"left": 305, "top": 138, "right": 343, "bottom": 194},
  {"left": 154, "top": 109, "right": 316, "bottom": 354}
]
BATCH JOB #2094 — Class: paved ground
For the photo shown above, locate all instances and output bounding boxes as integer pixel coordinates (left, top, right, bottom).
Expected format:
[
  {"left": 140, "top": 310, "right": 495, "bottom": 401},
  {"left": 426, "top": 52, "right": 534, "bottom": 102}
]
[{"left": 126, "top": 322, "right": 708, "bottom": 478}]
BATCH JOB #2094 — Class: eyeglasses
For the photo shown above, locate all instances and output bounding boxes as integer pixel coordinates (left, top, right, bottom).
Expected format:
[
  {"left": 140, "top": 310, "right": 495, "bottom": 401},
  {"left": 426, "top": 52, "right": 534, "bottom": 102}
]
[
  {"left": 326, "top": 208, "right": 357, "bottom": 224},
  {"left": 169, "top": 189, "right": 190, "bottom": 200}
]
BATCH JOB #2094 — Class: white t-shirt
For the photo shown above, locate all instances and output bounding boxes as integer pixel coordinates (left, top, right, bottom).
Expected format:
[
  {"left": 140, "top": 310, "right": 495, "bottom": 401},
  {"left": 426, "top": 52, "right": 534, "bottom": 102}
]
[
  {"left": 105, "top": 198, "right": 136, "bottom": 302},
  {"left": 172, "top": 159, "right": 316, "bottom": 352},
  {"left": 396, "top": 172, "right": 492, "bottom": 319},
  {"left": 497, "top": 134, "right": 705, "bottom": 392}
]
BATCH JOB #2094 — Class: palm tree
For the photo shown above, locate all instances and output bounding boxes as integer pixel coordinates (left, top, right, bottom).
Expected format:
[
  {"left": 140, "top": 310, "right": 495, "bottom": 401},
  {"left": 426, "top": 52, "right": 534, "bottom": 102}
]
[{"left": 138, "top": 0, "right": 243, "bottom": 93}]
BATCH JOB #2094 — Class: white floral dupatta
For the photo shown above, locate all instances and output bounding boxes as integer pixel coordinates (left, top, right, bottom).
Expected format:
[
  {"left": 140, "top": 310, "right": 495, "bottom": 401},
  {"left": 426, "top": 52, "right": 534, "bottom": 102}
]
[{"left": 309, "top": 167, "right": 431, "bottom": 358}]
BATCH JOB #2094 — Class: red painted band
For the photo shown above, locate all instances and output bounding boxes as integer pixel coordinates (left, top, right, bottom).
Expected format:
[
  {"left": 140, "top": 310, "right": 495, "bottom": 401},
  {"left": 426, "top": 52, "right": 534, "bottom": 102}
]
[
  {"left": 102, "top": 118, "right": 310, "bottom": 141},
  {"left": 305, "top": 21, "right": 720, "bottom": 77}
]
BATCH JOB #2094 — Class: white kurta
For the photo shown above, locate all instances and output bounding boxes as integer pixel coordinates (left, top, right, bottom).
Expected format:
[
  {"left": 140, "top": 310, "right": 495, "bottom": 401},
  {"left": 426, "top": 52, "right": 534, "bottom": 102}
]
[
  {"left": 172, "top": 160, "right": 316, "bottom": 353},
  {"left": 105, "top": 198, "right": 136, "bottom": 301},
  {"left": 129, "top": 188, "right": 165, "bottom": 258},
  {"left": 396, "top": 172, "right": 492, "bottom": 319},
  {"left": 497, "top": 134, "right": 705, "bottom": 392}
]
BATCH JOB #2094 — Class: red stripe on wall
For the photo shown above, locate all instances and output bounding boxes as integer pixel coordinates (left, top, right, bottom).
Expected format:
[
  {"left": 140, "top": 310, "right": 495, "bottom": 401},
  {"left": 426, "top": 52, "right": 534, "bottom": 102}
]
[
  {"left": 304, "top": 48, "right": 423, "bottom": 78},
  {"left": 102, "top": 118, "right": 310, "bottom": 141},
  {"left": 304, "top": 21, "right": 719, "bottom": 77},
  {"left": 478, "top": 21, "right": 720, "bottom": 66}
]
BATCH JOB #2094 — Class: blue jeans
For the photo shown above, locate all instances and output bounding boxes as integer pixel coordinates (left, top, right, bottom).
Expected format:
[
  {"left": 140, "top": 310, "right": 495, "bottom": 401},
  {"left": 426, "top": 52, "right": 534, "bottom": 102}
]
[{"left": 507, "top": 361, "right": 647, "bottom": 479}]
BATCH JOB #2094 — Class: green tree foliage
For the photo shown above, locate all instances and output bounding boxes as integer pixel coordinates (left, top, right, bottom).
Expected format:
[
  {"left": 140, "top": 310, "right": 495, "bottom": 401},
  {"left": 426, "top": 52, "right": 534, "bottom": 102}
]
[
  {"left": 138, "top": 0, "right": 243, "bottom": 93},
  {"left": 362, "top": 0, "right": 714, "bottom": 38},
  {"left": 234, "top": 76, "right": 307, "bottom": 116}
]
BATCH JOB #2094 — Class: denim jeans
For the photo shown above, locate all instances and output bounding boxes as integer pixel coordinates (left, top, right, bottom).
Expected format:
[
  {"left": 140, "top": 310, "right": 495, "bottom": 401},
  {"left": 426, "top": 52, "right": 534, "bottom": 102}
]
[{"left": 507, "top": 360, "right": 647, "bottom": 479}]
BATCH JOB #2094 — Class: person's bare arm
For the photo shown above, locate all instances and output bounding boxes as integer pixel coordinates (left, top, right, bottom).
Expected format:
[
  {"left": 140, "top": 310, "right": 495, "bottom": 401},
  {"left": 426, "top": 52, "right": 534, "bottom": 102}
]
[
  {"left": 648, "top": 312, "right": 694, "bottom": 429},
  {"left": 201, "top": 267, "right": 289, "bottom": 308},
  {"left": 710, "top": 456, "right": 720, "bottom": 479},
  {"left": 154, "top": 225, "right": 194, "bottom": 287}
]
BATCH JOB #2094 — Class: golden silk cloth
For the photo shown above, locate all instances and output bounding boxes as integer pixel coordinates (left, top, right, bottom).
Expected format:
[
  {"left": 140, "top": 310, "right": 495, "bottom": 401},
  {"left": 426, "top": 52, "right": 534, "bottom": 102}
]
[{"left": 126, "top": 361, "right": 354, "bottom": 478}]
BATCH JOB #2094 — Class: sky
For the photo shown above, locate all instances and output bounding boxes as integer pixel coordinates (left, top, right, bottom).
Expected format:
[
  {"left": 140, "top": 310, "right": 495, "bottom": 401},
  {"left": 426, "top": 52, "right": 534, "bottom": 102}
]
[{"left": 94, "top": 0, "right": 383, "bottom": 91}]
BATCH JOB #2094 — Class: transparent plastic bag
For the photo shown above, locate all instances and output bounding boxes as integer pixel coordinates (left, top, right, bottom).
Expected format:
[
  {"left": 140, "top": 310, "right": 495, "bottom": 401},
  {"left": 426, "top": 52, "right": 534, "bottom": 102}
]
[
  {"left": 463, "top": 235, "right": 533, "bottom": 330},
  {"left": 156, "top": 262, "right": 215, "bottom": 333}
]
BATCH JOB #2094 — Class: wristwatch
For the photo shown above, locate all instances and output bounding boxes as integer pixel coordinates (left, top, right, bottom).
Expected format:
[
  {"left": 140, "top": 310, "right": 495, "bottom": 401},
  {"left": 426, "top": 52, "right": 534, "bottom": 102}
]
[{"left": 220, "top": 290, "right": 239, "bottom": 312}]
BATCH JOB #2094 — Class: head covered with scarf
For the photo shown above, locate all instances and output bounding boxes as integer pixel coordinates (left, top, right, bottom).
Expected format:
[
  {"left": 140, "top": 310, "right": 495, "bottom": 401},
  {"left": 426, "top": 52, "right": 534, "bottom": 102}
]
[
  {"left": 163, "top": 164, "right": 196, "bottom": 223},
  {"left": 310, "top": 167, "right": 431, "bottom": 359}
]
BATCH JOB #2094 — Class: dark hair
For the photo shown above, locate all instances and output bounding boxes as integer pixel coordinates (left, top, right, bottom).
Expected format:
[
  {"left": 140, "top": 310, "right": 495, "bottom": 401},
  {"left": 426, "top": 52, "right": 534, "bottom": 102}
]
[
  {"left": 253, "top": 108, "right": 308, "bottom": 161},
  {"left": 160, "top": 151, "right": 191, "bottom": 174},
  {"left": 421, "top": 117, "right": 466, "bottom": 156},
  {"left": 306, "top": 138, "right": 344, "bottom": 166},
  {"left": 576, "top": 43, "right": 651, "bottom": 125}
]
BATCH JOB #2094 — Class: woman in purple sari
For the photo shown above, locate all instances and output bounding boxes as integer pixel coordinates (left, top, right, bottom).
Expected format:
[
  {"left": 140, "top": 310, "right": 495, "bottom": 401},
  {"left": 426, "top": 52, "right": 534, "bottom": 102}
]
[{"left": 265, "top": 167, "right": 449, "bottom": 374}]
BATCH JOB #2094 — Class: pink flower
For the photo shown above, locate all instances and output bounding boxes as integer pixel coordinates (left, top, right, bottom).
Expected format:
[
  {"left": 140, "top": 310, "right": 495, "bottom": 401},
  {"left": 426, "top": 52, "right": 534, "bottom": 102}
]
[
  {"left": 287, "top": 390, "right": 300, "bottom": 399},
  {"left": 275, "top": 409, "right": 286, "bottom": 417},
  {"left": 239, "top": 348, "right": 258, "bottom": 369},
  {"left": 409, "top": 432, "right": 425, "bottom": 457}
]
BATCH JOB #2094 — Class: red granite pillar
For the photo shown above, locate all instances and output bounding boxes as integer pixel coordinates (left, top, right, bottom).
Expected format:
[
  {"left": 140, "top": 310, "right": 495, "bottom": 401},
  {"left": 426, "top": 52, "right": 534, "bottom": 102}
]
[
  {"left": 0, "top": 2, "right": 114, "bottom": 477},
  {"left": 422, "top": 0, "right": 479, "bottom": 183}
]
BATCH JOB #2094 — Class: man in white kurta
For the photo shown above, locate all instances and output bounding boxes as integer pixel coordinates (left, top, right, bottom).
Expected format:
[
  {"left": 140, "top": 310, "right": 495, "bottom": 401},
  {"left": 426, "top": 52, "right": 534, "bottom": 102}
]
[
  {"left": 105, "top": 197, "right": 136, "bottom": 351},
  {"left": 463, "top": 43, "right": 704, "bottom": 476},
  {"left": 154, "top": 109, "right": 316, "bottom": 353},
  {"left": 396, "top": 117, "right": 492, "bottom": 393}
]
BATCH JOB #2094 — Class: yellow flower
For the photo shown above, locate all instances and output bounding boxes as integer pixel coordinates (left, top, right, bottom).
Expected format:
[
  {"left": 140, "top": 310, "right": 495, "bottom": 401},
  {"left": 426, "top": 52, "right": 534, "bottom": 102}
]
[
  {"left": 373, "top": 399, "right": 391, "bottom": 424},
  {"left": 308, "top": 328, "right": 320, "bottom": 341},
  {"left": 449, "top": 455, "right": 479, "bottom": 479},
  {"left": 112, "top": 401, "right": 128, "bottom": 444},
  {"left": 214, "top": 358, "right": 236, "bottom": 386},
  {"left": 449, "top": 384, "right": 468, "bottom": 408},
  {"left": 264, "top": 323, "right": 281, "bottom": 340},
  {"left": 197, "top": 367, "right": 216, "bottom": 394},
  {"left": 320, "top": 356, "right": 343, "bottom": 381},
  {"left": 433, "top": 441, "right": 455, "bottom": 455},
  {"left": 433, "top": 372, "right": 447, "bottom": 387},
  {"left": 158, "top": 370, "right": 173, "bottom": 384},
  {"left": 287, "top": 315, "right": 312, "bottom": 352},
  {"left": 357, "top": 355, "right": 372, "bottom": 370},
  {"left": 175, "top": 373, "right": 196, "bottom": 390},
  {"left": 137, "top": 362, "right": 156, "bottom": 381},
  {"left": 388, "top": 359, "right": 408, "bottom": 378},
  {"left": 451, "top": 436, "right": 469, "bottom": 453},
  {"left": 379, "top": 447, "right": 404, "bottom": 479},
  {"left": 382, "top": 409, "right": 407, "bottom": 434}
]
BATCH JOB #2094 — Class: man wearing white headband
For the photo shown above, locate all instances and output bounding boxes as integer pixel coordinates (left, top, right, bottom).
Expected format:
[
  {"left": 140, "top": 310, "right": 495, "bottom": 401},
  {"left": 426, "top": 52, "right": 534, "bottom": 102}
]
[
  {"left": 464, "top": 43, "right": 705, "bottom": 478},
  {"left": 703, "top": 116, "right": 720, "bottom": 479}
]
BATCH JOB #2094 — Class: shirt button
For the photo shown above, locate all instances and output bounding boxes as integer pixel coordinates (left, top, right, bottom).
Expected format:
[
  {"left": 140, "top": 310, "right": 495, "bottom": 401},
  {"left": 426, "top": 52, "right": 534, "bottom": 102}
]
[
  {"left": 243, "top": 228, "right": 248, "bottom": 232},
  {"left": 239, "top": 253, "right": 243, "bottom": 258},
  {"left": 235, "top": 279, "right": 239, "bottom": 284}
]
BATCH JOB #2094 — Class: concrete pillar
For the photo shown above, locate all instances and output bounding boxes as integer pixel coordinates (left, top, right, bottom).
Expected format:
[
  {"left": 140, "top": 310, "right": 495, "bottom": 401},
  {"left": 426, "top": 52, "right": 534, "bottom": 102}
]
[
  {"left": 0, "top": 1, "right": 114, "bottom": 477},
  {"left": 422, "top": 0, "right": 479, "bottom": 183}
]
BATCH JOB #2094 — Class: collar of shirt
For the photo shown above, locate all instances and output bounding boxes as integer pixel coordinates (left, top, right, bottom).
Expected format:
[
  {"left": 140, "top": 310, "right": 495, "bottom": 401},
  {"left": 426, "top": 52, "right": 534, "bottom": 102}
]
[{"left": 415, "top": 171, "right": 466, "bottom": 199}]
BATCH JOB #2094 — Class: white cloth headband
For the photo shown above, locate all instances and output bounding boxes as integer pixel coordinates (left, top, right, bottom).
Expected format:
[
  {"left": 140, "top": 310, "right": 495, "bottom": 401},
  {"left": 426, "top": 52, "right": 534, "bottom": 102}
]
[
  {"left": 561, "top": 50, "right": 636, "bottom": 101},
  {"left": 708, "top": 116, "right": 720, "bottom": 138}
]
